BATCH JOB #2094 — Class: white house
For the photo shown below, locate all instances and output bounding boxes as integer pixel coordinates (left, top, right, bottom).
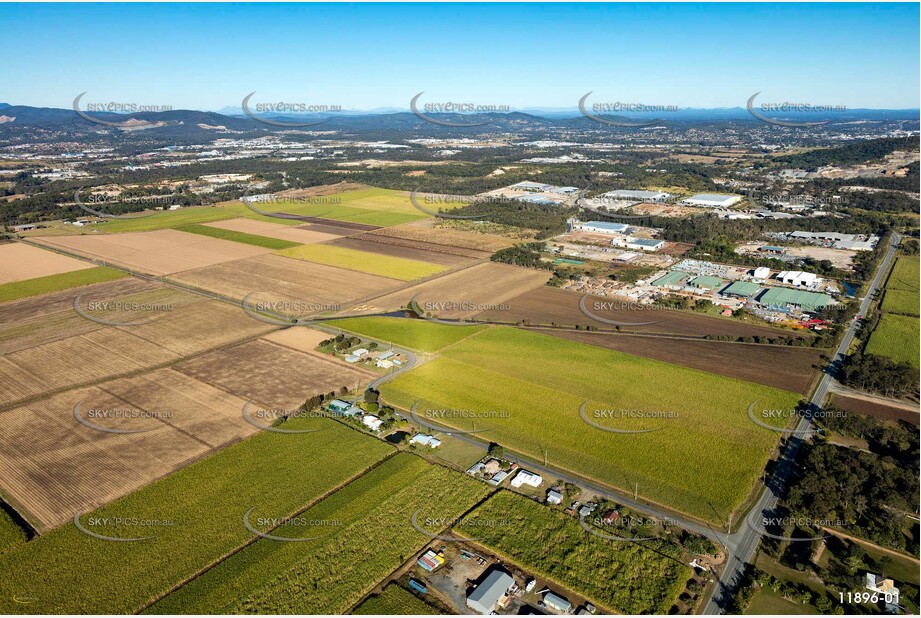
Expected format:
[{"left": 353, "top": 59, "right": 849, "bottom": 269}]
[
  {"left": 510, "top": 470, "right": 543, "bottom": 488},
  {"left": 546, "top": 489, "right": 563, "bottom": 505},
  {"left": 362, "top": 415, "right": 383, "bottom": 431},
  {"left": 409, "top": 433, "right": 441, "bottom": 448}
]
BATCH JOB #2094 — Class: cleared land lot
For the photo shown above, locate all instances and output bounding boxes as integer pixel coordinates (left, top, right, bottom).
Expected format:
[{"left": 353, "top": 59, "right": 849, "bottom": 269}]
[
  {"left": 202, "top": 217, "right": 343, "bottom": 244},
  {"left": 477, "top": 286, "right": 811, "bottom": 340},
  {"left": 342, "top": 262, "right": 550, "bottom": 317},
  {"left": 830, "top": 393, "right": 919, "bottom": 425},
  {"left": 33, "top": 229, "right": 271, "bottom": 276},
  {"left": 277, "top": 243, "right": 448, "bottom": 282},
  {"left": 366, "top": 218, "right": 516, "bottom": 254},
  {"left": 0, "top": 368, "right": 256, "bottom": 531},
  {"left": 170, "top": 253, "right": 402, "bottom": 307},
  {"left": 885, "top": 256, "right": 920, "bottom": 292},
  {"left": 881, "top": 288, "right": 920, "bottom": 316},
  {"left": 327, "top": 236, "right": 479, "bottom": 267},
  {"left": 538, "top": 329, "right": 823, "bottom": 395},
  {"left": 0, "top": 418, "right": 392, "bottom": 614},
  {"left": 0, "top": 242, "right": 95, "bottom": 284},
  {"left": 175, "top": 339, "right": 375, "bottom": 409},
  {"left": 146, "top": 453, "right": 488, "bottom": 614},
  {"left": 380, "top": 326, "right": 800, "bottom": 521}
]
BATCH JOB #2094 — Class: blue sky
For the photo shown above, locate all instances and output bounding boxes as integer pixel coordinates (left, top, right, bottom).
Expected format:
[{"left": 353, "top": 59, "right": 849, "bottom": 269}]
[{"left": 1, "top": 3, "right": 918, "bottom": 110}]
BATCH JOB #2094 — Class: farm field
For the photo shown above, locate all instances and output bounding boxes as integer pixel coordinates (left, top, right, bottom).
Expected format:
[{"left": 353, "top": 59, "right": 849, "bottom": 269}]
[
  {"left": 380, "top": 326, "right": 800, "bottom": 521},
  {"left": 538, "top": 329, "right": 823, "bottom": 395},
  {"left": 145, "top": 453, "right": 488, "bottom": 614},
  {"left": 175, "top": 338, "right": 375, "bottom": 409},
  {"left": 328, "top": 316, "right": 486, "bottom": 353},
  {"left": 366, "top": 218, "right": 517, "bottom": 253},
  {"left": 865, "top": 313, "right": 920, "bottom": 367},
  {"left": 33, "top": 229, "right": 271, "bottom": 276},
  {"left": 477, "top": 286, "right": 813, "bottom": 340},
  {"left": 456, "top": 491, "right": 692, "bottom": 614},
  {"left": 0, "top": 242, "right": 96, "bottom": 284},
  {"left": 341, "top": 262, "right": 550, "bottom": 317},
  {"left": 327, "top": 236, "right": 479, "bottom": 267},
  {"left": 277, "top": 243, "right": 447, "bottom": 281},
  {"left": 169, "top": 253, "right": 402, "bottom": 307},
  {"left": 175, "top": 223, "right": 301, "bottom": 250},
  {"left": 0, "top": 503, "right": 29, "bottom": 555},
  {"left": 352, "top": 583, "right": 444, "bottom": 615},
  {"left": 881, "top": 288, "right": 919, "bottom": 316},
  {"left": 829, "top": 393, "right": 919, "bottom": 425},
  {"left": 202, "top": 217, "right": 343, "bottom": 244},
  {"left": 259, "top": 326, "right": 338, "bottom": 356},
  {"left": 0, "top": 368, "right": 258, "bottom": 530},
  {"left": 0, "top": 418, "right": 392, "bottom": 614},
  {"left": 885, "top": 256, "right": 920, "bottom": 291},
  {"left": 0, "top": 266, "right": 128, "bottom": 304}
]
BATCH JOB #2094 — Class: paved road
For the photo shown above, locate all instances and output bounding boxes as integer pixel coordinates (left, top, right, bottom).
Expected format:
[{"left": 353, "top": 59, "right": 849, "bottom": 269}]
[{"left": 702, "top": 232, "right": 901, "bottom": 614}]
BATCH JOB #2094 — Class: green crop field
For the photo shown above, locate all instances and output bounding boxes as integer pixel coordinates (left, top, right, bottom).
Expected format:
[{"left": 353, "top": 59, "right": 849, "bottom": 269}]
[
  {"left": 328, "top": 316, "right": 486, "bottom": 352},
  {"left": 175, "top": 224, "right": 301, "bottom": 250},
  {"left": 456, "top": 491, "right": 692, "bottom": 614},
  {"left": 0, "top": 502, "right": 29, "bottom": 555},
  {"left": 881, "top": 288, "right": 919, "bottom": 316},
  {"left": 886, "top": 257, "right": 920, "bottom": 292},
  {"left": 0, "top": 418, "right": 392, "bottom": 614},
  {"left": 0, "top": 266, "right": 128, "bottom": 303},
  {"left": 277, "top": 244, "right": 447, "bottom": 281},
  {"left": 380, "top": 326, "right": 800, "bottom": 521},
  {"left": 146, "top": 453, "right": 488, "bottom": 614},
  {"left": 866, "top": 313, "right": 920, "bottom": 367},
  {"left": 353, "top": 583, "right": 443, "bottom": 615}
]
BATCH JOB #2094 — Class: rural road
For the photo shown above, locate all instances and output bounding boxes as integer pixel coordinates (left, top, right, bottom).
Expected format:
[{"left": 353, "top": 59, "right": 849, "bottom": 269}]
[{"left": 702, "top": 231, "right": 902, "bottom": 614}]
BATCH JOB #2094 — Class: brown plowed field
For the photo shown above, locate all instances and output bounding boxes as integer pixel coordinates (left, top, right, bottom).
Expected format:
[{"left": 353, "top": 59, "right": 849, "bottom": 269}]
[
  {"left": 202, "top": 217, "right": 342, "bottom": 244},
  {"left": 293, "top": 218, "right": 379, "bottom": 232},
  {"left": 477, "top": 286, "right": 814, "bottom": 340},
  {"left": 830, "top": 393, "right": 920, "bottom": 425},
  {"left": 365, "top": 218, "right": 516, "bottom": 253},
  {"left": 340, "top": 262, "right": 551, "bottom": 318},
  {"left": 0, "top": 243, "right": 95, "bottom": 284},
  {"left": 325, "top": 236, "right": 479, "bottom": 266},
  {"left": 535, "top": 328, "right": 823, "bottom": 395},
  {"left": 175, "top": 338, "right": 375, "bottom": 410},
  {"left": 169, "top": 253, "right": 404, "bottom": 308},
  {"left": 0, "top": 368, "right": 255, "bottom": 530},
  {"left": 33, "top": 229, "right": 271, "bottom": 276}
]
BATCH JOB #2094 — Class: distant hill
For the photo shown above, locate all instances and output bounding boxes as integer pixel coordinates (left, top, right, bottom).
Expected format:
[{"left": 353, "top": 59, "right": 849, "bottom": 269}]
[{"left": 773, "top": 136, "right": 920, "bottom": 169}]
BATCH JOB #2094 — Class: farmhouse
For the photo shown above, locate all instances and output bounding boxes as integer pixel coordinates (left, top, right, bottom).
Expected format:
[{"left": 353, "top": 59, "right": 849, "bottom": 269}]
[
  {"left": 409, "top": 433, "right": 441, "bottom": 448},
  {"left": 467, "top": 568, "right": 515, "bottom": 615},
  {"left": 361, "top": 414, "right": 383, "bottom": 431},
  {"left": 681, "top": 193, "right": 742, "bottom": 208},
  {"left": 546, "top": 489, "right": 563, "bottom": 504},
  {"left": 510, "top": 469, "right": 543, "bottom": 488}
]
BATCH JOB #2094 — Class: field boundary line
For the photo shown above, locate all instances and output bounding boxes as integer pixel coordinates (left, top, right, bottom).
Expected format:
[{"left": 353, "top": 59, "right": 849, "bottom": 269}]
[{"left": 136, "top": 448, "right": 401, "bottom": 614}]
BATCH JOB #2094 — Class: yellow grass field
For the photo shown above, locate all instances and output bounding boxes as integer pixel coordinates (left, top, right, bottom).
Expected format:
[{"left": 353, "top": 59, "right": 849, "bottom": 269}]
[{"left": 276, "top": 243, "right": 447, "bottom": 281}]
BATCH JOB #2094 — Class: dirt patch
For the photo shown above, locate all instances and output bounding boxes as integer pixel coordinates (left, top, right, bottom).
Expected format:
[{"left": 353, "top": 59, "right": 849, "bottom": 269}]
[
  {"left": 476, "top": 286, "right": 809, "bottom": 340},
  {"left": 0, "top": 243, "right": 95, "bottom": 284},
  {"left": 830, "top": 393, "right": 919, "bottom": 426},
  {"left": 293, "top": 218, "right": 379, "bottom": 232},
  {"left": 325, "top": 236, "right": 478, "bottom": 267},
  {"left": 536, "top": 328, "right": 823, "bottom": 395},
  {"left": 175, "top": 338, "right": 375, "bottom": 410},
  {"left": 33, "top": 229, "right": 271, "bottom": 276},
  {"left": 0, "top": 368, "right": 255, "bottom": 530},
  {"left": 169, "top": 253, "right": 404, "bottom": 307},
  {"left": 202, "top": 218, "right": 342, "bottom": 244},
  {"left": 342, "top": 262, "right": 551, "bottom": 318}
]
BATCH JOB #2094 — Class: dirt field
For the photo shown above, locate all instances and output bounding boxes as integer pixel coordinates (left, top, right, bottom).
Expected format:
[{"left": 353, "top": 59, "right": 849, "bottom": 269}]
[
  {"left": 536, "top": 328, "right": 823, "bottom": 395},
  {"left": 260, "top": 327, "right": 330, "bottom": 355},
  {"left": 0, "top": 368, "right": 255, "bottom": 530},
  {"left": 830, "top": 393, "right": 919, "bottom": 426},
  {"left": 341, "top": 262, "right": 551, "bottom": 318},
  {"left": 169, "top": 253, "right": 404, "bottom": 308},
  {"left": 33, "top": 229, "right": 271, "bottom": 276},
  {"left": 325, "top": 236, "right": 479, "bottom": 267},
  {"left": 0, "top": 242, "right": 96, "bottom": 284},
  {"left": 784, "top": 246, "right": 855, "bottom": 270},
  {"left": 366, "top": 218, "right": 516, "bottom": 253},
  {"left": 175, "top": 338, "right": 375, "bottom": 410},
  {"left": 476, "top": 286, "right": 811, "bottom": 339},
  {"left": 202, "top": 218, "right": 342, "bottom": 244}
]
